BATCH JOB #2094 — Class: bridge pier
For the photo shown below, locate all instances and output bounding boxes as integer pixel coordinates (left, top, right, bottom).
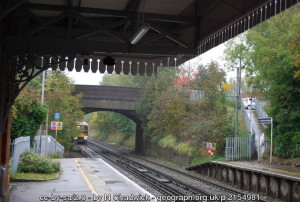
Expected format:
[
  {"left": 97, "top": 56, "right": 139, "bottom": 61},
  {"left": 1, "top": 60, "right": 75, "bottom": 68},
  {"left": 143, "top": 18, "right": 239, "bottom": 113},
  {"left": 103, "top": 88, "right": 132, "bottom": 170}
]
[{"left": 135, "top": 123, "right": 144, "bottom": 154}]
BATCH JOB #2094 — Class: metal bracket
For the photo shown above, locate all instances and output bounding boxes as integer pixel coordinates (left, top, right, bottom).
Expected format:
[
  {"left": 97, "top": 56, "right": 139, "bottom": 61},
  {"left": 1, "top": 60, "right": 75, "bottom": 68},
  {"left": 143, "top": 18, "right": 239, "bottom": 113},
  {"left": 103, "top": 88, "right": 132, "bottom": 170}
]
[{"left": 0, "top": 54, "right": 74, "bottom": 137}]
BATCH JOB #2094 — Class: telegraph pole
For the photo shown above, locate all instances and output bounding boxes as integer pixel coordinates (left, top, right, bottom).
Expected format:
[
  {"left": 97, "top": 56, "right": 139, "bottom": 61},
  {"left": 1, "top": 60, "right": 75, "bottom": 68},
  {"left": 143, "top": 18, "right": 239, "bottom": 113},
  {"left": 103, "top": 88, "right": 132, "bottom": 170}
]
[{"left": 235, "top": 58, "right": 242, "bottom": 137}]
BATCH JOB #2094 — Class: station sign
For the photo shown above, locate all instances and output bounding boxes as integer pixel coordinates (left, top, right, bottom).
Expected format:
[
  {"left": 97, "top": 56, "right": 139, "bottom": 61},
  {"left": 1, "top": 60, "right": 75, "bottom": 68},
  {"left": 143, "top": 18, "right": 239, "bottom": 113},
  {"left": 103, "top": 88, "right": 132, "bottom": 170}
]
[
  {"left": 51, "top": 121, "right": 63, "bottom": 130},
  {"left": 258, "top": 117, "right": 272, "bottom": 124},
  {"left": 54, "top": 113, "right": 61, "bottom": 119}
]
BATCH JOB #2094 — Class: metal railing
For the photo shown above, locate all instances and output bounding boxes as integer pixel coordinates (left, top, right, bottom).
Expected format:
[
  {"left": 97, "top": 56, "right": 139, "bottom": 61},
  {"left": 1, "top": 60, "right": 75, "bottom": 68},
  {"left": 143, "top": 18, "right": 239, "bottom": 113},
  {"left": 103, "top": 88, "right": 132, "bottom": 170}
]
[
  {"left": 255, "top": 98, "right": 268, "bottom": 119},
  {"left": 225, "top": 135, "right": 256, "bottom": 161}
]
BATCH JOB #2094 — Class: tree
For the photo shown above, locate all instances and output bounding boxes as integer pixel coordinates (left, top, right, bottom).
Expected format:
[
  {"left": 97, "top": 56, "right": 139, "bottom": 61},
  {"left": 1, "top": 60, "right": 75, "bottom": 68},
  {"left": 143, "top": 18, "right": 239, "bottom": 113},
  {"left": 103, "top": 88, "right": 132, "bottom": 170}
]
[
  {"left": 191, "top": 61, "right": 226, "bottom": 107},
  {"left": 11, "top": 92, "right": 47, "bottom": 145},
  {"left": 137, "top": 67, "right": 178, "bottom": 124},
  {"left": 44, "top": 71, "right": 84, "bottom": 153},
  {"left": 224, "top": 5, "right": 300, "bottom": 157}
]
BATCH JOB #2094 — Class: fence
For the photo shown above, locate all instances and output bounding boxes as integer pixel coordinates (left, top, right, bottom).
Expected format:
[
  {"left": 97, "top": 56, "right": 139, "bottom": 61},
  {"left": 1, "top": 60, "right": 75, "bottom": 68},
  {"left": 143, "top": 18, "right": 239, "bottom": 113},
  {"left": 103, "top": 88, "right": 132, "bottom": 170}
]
[
  {"left": 10, "top": 136, "right": 31, "bottom": 173},
  {"left": 33, "top": 135, "right": 64, "bottom": 157},
  {"left": 225, "top": 135, "right": 256, "bottom": 161},
  {"left": 10, "top": 135, "right": 64, "bottom": 173},
  {"left": 189, "top": 90, "right": 204, "bottom": 101}
]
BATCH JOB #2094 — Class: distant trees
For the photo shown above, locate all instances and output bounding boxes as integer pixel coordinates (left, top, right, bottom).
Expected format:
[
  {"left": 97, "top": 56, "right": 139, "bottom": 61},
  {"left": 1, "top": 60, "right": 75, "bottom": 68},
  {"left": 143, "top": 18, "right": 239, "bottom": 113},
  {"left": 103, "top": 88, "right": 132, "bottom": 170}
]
[
  {"left": 139, "top": 63, "right": 233, "bottom": 158},
  {"left": 224, "top": 5, "right": 300, "bottom": 158}
]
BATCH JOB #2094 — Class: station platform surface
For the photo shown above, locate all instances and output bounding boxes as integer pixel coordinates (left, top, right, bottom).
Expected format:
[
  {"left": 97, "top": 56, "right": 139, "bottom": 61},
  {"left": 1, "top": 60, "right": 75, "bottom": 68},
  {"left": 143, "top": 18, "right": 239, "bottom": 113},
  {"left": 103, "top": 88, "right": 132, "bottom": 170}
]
[
  {"left": 211, "top": 161, "right": 300, "bottom": 181},
  {"left": 10, "top": 158, "right": 156, "bottom": 202}
]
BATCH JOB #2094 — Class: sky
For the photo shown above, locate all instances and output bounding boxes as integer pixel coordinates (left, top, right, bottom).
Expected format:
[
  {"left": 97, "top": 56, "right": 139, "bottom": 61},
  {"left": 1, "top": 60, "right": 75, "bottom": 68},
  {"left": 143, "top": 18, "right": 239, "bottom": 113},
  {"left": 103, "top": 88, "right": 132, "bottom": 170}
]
[{"left": 65, "top": 43, "right": 235, "bottom": 85}]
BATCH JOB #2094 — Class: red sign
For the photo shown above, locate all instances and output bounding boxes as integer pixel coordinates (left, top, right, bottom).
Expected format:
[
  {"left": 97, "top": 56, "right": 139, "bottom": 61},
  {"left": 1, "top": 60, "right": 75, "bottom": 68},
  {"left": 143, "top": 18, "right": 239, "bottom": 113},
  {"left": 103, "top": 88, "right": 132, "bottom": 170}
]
[{"left": 208, "top": 150, "right": 214, "bottom": 155}]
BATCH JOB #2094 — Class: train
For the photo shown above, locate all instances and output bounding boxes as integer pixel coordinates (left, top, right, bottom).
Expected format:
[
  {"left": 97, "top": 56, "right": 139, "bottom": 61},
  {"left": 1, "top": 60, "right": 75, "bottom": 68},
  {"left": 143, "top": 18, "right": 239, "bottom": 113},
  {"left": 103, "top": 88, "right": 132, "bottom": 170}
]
[{"left": 74, "top": 122, "right": 88, "bottom": 143}]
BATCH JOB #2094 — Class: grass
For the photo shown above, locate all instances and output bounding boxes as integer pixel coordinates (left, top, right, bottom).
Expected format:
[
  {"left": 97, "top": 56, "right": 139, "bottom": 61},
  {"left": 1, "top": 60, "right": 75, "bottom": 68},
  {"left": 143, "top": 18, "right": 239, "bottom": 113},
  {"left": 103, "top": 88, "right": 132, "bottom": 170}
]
[
  {"left": 123, "top": 136, "right": 135, "bottom": 149},
  {"left": 11, "top": 172, "right": 59, "bottom": 181},
  {"left": 190, "top": 155, "right": 226, "bottom": 167}
]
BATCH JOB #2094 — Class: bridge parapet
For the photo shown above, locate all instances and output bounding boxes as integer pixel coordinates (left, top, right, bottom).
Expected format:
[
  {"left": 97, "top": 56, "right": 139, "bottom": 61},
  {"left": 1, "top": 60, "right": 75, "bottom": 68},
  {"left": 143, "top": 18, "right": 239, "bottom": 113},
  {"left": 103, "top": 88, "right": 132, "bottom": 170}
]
[
  {"left": 73, "top": 85, "right": 142, "bottom": 111},
  {"left": 74, "top": 85, "right": 142, "bottom": 100}
]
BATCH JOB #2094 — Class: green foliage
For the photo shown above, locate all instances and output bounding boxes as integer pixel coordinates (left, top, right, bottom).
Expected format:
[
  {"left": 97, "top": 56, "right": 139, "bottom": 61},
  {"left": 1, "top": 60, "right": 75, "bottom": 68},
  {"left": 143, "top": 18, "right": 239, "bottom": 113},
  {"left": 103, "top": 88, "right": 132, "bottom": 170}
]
[
  {"left": 137, "top": 67, "right": 178, "bottom": 123},
  {"left": 143, "top": 62, "right": 232, "bottom": 157},
  {"left": 11, "top": 95, "right": 47, "bottom": 145},
  {"left": 147, "top": 87, "right": 188, "bottom": 138},
  {"left": 18, "top": 151, "right": 60, "bottom": 174},
  {"left": 224, "top": 34, "right": 251, "bottom": 69},
  {"left": 224, "top": 5, "right": 300, "bottom": 158},
  {"left": 274, "top": 131, "right": 300, "bottom": 158},
  {"left": 191, "top": 62, "right": 226, "bottom": 107},
  {"left": 44, "top": 71, "right": 84, "bottom": 154},
  {"left": 22, "top": 71, "right": 84, "bottom": 154}
]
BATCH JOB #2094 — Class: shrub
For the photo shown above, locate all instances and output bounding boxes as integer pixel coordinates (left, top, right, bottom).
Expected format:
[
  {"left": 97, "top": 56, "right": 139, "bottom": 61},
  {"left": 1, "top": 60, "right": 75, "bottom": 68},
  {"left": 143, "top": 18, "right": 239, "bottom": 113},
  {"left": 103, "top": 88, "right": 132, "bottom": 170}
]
[
  {"left": 18, "top": 151, "right": 60, "bottom": 173},
  {"left": 274, "top": 131, "right": 300, "bottom": 158}
]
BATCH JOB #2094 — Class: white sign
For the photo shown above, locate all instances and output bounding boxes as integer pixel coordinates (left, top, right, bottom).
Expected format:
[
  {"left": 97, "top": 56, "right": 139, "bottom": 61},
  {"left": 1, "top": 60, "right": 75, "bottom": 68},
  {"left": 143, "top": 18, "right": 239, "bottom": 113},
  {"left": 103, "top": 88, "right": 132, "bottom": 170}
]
[
  {"left": 206, "top": 143, "right": 216, "bottom": 150},
  {"left": 51, "top": 121, "right": 63, "bottom": 130},
  {"left": 258, "top": 117, "right": 272, "bottom": 124}
]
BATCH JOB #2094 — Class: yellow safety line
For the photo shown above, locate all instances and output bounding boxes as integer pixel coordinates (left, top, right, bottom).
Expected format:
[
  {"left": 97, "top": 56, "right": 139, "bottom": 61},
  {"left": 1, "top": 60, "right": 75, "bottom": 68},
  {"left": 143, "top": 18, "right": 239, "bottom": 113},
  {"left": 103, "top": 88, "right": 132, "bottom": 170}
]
[
  {"left": 74, "top": 158, "right": 99, "bottom": 196},
  {"left": 231, "top": 162, "right": 300, "bottom": 176}
]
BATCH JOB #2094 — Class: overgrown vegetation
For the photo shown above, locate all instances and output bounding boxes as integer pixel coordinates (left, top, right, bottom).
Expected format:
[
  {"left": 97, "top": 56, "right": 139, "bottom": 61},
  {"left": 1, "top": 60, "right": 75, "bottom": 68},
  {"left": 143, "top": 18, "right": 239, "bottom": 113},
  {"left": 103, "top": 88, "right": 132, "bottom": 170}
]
[
  {"left": 11, "top": 95, "right": 47, "bottom": 145},
  {"left": 18, "top": 151, "right": 60, "bottom": 174},
  {"left": 142, "top": 63, "right": 233, "bottom": 158},
  {"left": 225, "top": 5, "right": 300, "bottom": 158}
]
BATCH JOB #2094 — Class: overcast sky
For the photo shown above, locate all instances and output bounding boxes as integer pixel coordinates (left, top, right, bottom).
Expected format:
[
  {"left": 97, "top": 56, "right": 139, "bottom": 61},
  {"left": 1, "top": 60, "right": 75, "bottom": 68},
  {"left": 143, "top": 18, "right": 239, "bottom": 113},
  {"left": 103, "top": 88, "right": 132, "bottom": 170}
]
[{"left": 65, "top": 43, "right": 236, "bottom": 85}]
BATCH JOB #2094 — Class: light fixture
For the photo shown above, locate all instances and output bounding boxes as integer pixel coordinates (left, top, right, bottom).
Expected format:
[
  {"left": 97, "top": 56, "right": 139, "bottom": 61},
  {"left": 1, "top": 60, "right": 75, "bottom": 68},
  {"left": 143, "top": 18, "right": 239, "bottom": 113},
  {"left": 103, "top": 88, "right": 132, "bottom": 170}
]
[
  {"left": 130, "top": 24, "right": 151, "bottom": 44},
  {"left": 103, "top": 56, "right": 116, "bottom": 66}
]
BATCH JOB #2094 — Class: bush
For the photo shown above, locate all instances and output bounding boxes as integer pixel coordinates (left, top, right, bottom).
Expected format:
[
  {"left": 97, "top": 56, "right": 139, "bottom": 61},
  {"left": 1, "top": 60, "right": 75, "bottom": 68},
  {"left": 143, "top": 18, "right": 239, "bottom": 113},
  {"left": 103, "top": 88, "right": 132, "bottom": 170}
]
[
  {"left": 274, "top": 131, "right": 300, "bottom": 158},
  {"left": 18, "top": 151, "right": 60, "bottom": 173}
]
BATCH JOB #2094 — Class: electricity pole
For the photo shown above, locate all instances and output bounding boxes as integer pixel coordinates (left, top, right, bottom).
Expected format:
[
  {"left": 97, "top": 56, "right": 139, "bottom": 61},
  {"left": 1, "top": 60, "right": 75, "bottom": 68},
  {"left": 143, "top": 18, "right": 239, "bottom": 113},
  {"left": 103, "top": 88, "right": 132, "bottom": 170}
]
[{"left": 235, "top": 58, "right": 242, "bottom": 137}]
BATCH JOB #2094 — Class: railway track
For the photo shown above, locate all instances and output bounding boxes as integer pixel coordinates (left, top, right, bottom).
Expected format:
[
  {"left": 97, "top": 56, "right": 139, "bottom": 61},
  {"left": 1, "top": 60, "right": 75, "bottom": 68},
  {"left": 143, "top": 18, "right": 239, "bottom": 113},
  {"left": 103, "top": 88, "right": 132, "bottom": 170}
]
[{"left": 78, "top": 139, "right": 269, "bottom": 202}]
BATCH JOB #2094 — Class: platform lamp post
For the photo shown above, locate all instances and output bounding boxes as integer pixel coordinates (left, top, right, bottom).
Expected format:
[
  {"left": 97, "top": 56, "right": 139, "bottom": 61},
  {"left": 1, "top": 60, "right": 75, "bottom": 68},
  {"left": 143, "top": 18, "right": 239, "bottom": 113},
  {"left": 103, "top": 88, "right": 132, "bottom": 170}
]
[
  {"left": 43, "top": 104, "right": 49, "bottom": 156},
  {"left": 39, "top": 57, "right": 45, "bottom": 155}
]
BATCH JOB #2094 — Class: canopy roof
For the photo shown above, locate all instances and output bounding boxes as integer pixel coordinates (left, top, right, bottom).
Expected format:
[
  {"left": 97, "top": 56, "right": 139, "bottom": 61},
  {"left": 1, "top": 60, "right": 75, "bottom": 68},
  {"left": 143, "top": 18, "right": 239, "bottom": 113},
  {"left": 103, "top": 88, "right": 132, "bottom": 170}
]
[{"left": 1, "top": 0, "right": 298, "bottom": 74}]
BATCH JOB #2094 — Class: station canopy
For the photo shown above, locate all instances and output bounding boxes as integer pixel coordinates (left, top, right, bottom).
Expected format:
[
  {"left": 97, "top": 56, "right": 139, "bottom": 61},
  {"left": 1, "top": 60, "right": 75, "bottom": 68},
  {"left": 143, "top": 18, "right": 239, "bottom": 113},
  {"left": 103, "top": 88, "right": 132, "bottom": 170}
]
[{"left": 3, "top": 0, "right": 297, "bottom": 75}]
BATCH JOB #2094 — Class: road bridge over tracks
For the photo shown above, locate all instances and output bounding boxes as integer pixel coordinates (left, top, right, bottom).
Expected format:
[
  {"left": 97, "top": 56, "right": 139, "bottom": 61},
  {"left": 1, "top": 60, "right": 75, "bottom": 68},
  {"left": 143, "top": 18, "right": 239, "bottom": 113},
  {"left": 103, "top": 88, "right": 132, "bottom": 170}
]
[{"left": 73, "top": 85, "right": 144, "bottom": 154}]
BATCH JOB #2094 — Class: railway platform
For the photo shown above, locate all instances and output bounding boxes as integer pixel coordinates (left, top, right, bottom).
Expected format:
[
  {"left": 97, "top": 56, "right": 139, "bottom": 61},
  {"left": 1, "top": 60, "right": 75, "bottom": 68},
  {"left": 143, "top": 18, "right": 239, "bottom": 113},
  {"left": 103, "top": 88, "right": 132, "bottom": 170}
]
[
  {"left": 186, "top": 161, "right": 300, "bottom": 202},
  {"left": 10, "top": 158, "right": 156, "bottom": 202}
]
